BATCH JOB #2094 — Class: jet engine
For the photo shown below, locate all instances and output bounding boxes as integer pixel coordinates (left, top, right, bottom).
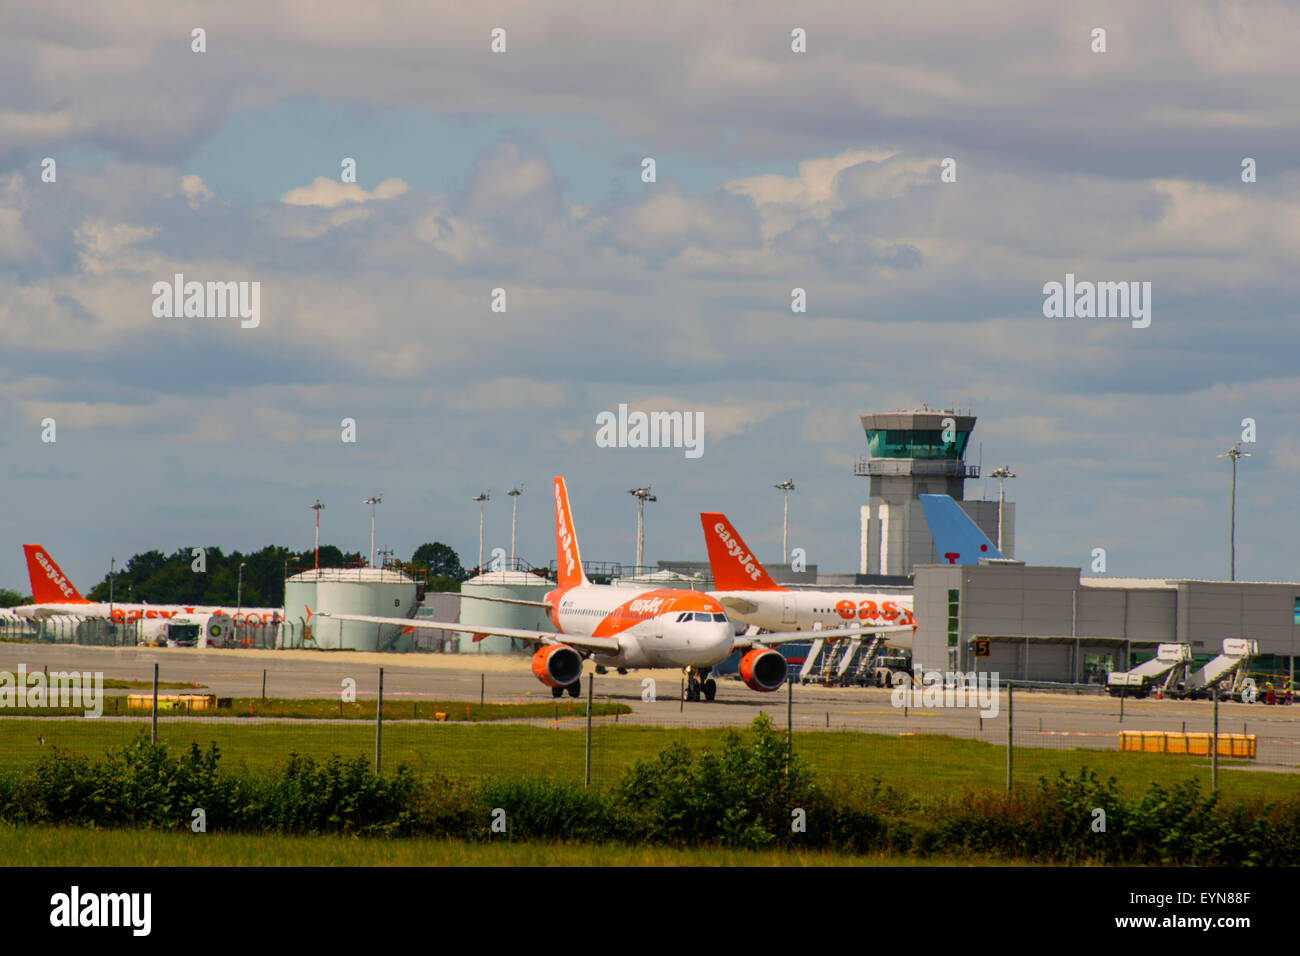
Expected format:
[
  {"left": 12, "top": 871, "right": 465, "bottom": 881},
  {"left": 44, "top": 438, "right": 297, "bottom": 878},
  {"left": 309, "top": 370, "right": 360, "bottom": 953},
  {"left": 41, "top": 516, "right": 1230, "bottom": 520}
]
[
  {"left": 739, "top": 648, "right": 787, "bottom": 692},
  {"left": 531, "top": 644, "right": 583, "bottom": 688}
]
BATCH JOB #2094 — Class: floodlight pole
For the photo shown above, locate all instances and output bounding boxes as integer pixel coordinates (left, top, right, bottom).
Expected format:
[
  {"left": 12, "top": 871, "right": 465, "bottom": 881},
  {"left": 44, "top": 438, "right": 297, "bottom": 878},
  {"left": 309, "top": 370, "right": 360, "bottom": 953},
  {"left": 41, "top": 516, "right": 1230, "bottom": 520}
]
[
  {"left": 311, "top": 499, "right": 324, "bottom": 569},
  {"left": 363, "top": 495, "right": 383, "bottom": 568},
  {"left": 629, "top": 486, "right": 657, "bottom": 573},
  {"left": 473, "top": 492, "right": 490, "bottom": 572},
  {"left": 507, "top": 486, "right": 523, "bottom": 562},
  {"left": 775, "top": 479, "right": 795, "bottom": 562},
  {"left": 989, "top": 466, "right": 1016, "bottom": 554},
  {"left": 1218, "top": 444, "right": 1249, "bottom": 581}
]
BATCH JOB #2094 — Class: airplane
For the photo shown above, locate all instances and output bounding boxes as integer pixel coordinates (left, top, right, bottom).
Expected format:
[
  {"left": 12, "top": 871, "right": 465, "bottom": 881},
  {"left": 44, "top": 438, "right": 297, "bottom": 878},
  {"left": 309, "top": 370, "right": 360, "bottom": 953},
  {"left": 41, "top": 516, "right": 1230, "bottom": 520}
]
[
  {"left": 14, "top": 544, "right": 285, "bottom": 627},
  {"left": 916, "top": 494, "right": 1005, "bottom": 564},
  {"left": 321, "top": 476, "right": 910, "bottom": 701},
  {"left": 700, "top": 512, "right": 916, "bottom": 648}
]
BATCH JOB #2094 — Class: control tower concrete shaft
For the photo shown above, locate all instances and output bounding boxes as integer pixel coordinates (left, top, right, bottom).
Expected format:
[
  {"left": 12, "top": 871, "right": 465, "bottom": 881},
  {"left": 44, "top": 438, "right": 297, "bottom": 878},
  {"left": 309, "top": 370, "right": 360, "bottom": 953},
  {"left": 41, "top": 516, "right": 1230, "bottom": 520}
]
[{"left": 854, "top": 409, "right": 1013, "bottom": 574}]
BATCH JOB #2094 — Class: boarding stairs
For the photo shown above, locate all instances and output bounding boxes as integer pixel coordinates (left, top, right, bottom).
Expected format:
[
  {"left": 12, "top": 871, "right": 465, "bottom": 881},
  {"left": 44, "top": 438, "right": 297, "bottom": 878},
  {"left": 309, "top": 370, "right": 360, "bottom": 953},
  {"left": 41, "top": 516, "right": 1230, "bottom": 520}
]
[{"left": 1106, "top": 643, "right": 1191, "bottom": 697}]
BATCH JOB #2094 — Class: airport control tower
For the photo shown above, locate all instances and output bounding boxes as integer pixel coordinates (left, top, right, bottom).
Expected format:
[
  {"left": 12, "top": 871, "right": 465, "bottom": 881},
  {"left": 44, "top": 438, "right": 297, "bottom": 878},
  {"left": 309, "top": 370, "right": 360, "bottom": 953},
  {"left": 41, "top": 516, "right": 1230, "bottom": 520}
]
[{"left": 854, "top": 407, "right": 1013, "bottom": 575}]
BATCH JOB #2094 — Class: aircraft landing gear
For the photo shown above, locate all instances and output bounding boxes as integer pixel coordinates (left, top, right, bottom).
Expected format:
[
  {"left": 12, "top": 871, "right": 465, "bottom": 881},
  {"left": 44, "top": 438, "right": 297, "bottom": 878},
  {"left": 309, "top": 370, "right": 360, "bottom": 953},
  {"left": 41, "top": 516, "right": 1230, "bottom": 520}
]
[
  {"left": 684, "top": 668, "right": 717, "bottom": 702},
  {"left": 567, "top": 680, "right": 582, "bottom": 699},
  {"left": 551, "top": 686, "right": 564, "bottom": 699}
]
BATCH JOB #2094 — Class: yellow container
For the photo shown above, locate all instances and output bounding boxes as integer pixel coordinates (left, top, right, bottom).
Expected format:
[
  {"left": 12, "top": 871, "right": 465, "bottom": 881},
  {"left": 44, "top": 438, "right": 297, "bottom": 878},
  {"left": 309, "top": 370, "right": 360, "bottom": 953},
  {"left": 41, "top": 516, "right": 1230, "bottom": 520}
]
[
  {"left": 1141, "top": 732, "right": 1167, "bottom": 753},
  {"left": 1165, "top": 733, "right": 1188, "bottom": 754},
  {"left": 1119, "top": 731, "right": 1143, "bottom": 752},
  {"left": 1185, "top": 733, "right": 1210, "bottom": 756}
]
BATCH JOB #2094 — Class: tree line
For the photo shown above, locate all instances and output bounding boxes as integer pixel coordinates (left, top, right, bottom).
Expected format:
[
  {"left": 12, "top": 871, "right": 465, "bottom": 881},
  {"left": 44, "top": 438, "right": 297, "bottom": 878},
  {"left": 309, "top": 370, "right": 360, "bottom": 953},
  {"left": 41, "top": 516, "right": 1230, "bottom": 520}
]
[{"left": 0, "top": 543, "right": 468, "bottom": 609}]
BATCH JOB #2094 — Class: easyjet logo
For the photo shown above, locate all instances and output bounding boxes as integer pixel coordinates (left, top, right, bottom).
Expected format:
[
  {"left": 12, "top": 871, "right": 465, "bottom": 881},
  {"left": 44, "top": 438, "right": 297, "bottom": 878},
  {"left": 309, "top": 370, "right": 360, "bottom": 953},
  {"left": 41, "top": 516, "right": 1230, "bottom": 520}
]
[
  {"left": 835, "top": 599, "right": 915, "bottom": 625},
  {"left": 109, "top": 607, "right": 283, "bottom": 625},
  {"left": 627, "top": 597, "right": 665, "bottom": 615},
  {"left": 554, "top": 484, "right": 576, "bottom": 577},
  {"left": 34, "top": 551, "right": 78, "bottom": 599},
  {"left": 712, "top": 522, "right": 762, "bottom": 582}
]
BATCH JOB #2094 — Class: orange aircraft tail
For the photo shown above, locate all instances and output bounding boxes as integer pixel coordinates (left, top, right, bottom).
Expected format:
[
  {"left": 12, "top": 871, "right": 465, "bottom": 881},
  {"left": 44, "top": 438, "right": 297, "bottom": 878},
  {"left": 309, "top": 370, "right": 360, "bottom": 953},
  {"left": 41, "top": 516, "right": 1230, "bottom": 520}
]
[
  {"left": 553, "top": 477, "right": 590, "bottom": 590},
  {"left": 23, "top": 544, "right": 88, "bottom": 604},
  {"left": 699, "top": 513, "right": 784, "bottom": 591}
]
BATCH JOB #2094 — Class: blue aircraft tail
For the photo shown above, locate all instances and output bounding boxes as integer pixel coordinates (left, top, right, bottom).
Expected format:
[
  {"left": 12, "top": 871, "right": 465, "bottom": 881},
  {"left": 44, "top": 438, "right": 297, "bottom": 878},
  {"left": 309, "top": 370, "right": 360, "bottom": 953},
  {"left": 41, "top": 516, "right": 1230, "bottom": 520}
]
[{"left": 918, "top": 494, "right": 1004, "bottom": 565}]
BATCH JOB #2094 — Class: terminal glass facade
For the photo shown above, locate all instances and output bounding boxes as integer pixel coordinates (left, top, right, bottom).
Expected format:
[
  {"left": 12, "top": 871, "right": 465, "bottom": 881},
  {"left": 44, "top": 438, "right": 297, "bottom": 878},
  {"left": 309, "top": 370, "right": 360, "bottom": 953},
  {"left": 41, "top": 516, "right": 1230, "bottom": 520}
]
[{"left": 865, "top": 428, "right": 971, "bottom": 460}]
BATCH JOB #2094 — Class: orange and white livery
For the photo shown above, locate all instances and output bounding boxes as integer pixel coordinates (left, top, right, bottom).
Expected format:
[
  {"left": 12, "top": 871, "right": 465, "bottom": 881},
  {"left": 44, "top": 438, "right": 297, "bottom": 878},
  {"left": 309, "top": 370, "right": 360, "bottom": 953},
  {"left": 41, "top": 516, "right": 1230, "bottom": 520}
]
[
  {"left": 16, "top": 543, "right": 284, "bottom": 628},
  {"left": 701, "top": 512, "right": 916, "bottom": 650},
  {"left": 325, "top": 476, "right": 906, "bottom": 701}
]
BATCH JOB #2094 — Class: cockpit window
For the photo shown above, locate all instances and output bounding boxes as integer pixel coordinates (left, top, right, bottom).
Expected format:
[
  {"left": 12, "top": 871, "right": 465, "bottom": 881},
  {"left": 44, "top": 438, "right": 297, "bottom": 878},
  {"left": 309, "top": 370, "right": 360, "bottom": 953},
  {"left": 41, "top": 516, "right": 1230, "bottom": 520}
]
[
  {"left": 712, "top": 612, "right": 727, "bottom": 622},
  {"left": 692, "top": 612, "right": 709, "bottom": 622}
]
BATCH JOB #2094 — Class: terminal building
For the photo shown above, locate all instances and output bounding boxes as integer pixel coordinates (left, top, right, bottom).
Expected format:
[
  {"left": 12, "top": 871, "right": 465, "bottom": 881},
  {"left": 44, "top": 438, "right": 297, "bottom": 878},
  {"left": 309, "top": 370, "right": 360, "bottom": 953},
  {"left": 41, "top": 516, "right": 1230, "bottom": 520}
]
[{"left": 913, "top": 564, "right": 1299, "bottom": 684}]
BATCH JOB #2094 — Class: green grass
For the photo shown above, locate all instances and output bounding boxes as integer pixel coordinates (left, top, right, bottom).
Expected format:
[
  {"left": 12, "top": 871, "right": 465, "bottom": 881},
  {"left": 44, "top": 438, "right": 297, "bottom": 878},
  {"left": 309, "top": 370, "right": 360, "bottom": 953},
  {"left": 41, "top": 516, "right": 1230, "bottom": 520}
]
[
  {"left": 0, "top": 720, "right": 1285, "bottom": 803},
  {"left": 2, "top": 697, "right": 632, "bottom": 722},
  {"left": 0, "top": 823, "right": 1020, "bottom": 866}
]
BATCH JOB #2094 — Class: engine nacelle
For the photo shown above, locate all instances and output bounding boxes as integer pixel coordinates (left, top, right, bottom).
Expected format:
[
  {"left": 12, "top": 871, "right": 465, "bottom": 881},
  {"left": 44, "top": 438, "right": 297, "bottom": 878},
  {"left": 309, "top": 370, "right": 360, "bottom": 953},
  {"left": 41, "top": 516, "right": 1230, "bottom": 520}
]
[
  {"left": 739, "top": 648, "right": 787, "bottom": 692},
  {"left": 531, "top": 644, "right": 583, "bottom": 688}
]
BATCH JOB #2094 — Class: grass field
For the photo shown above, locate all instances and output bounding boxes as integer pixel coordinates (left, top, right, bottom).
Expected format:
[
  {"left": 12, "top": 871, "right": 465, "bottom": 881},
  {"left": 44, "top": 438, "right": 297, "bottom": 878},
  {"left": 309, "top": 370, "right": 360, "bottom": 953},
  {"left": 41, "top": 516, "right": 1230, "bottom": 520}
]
[
  {"left": 1, "top": 697, "right": 632, "bottom": 722},
  {"left": 0, "top": 823, "right": 1020, "bottom": 866},
  {"left": 0, "top": 718, "right": 1283, "bottom": 803}
]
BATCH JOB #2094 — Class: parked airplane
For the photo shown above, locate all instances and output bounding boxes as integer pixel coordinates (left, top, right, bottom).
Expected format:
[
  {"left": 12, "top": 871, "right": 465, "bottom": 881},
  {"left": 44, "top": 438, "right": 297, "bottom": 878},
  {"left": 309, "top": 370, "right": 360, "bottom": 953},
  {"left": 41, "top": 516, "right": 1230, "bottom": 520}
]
[
  {"left": 322, "top": 476, "right": 908, "bottom": 701},
  {"left": 916, "top": 494, "right": 1005, "bottom": 564},
  {"left": 700, "top": 512, "right": 916, "bottom": 648},
  {"left": 15, "top": 544, "right": 284, "bottom": 626}
]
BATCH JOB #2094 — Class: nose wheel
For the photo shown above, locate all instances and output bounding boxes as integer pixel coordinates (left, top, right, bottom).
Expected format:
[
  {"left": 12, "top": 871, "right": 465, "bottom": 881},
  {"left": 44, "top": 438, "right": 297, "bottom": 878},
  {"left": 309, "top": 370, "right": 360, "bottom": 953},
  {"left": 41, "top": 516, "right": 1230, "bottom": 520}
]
[{"left": 683, "top": 669, "right": 718, "bottom": 702}]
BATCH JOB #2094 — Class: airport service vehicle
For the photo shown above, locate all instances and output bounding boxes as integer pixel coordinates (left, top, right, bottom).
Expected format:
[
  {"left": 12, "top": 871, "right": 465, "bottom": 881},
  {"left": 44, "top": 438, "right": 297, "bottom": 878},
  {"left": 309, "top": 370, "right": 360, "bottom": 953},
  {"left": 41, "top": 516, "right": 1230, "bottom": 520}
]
[
  {"left": 139, "top": 612, "right": 236, "bottom": 648},
  {"left": 15, "top": 544, "right": 284, "bottom": 627},
  {"left": 322, "top": 476, "right": 909, "bottom": 702},
  {"left": 700, "top": 512, "right": 915, "bottom": 646}
]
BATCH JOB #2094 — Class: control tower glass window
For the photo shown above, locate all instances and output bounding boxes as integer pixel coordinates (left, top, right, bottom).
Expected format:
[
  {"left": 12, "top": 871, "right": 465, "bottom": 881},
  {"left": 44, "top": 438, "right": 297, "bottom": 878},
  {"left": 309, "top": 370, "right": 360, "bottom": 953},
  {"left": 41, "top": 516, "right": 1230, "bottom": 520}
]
[{"left": 865, "top": 429, "right": 971, "bottom": 460}]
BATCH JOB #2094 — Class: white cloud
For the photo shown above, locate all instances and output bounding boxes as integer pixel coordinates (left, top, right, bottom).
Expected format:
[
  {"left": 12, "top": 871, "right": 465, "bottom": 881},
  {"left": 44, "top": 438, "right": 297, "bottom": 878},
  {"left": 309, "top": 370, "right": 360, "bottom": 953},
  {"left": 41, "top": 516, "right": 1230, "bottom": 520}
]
[{"left": 281, "top": 176, "right": 408, "bottom": 208}]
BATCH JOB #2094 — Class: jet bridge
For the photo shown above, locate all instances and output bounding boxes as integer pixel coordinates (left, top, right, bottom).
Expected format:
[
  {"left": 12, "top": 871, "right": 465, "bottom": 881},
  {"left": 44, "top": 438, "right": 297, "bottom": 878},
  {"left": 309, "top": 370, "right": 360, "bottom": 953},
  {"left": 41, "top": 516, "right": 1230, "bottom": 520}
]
[{"left": 1106, "top": 643, "right": 1191, "bottom": 698}]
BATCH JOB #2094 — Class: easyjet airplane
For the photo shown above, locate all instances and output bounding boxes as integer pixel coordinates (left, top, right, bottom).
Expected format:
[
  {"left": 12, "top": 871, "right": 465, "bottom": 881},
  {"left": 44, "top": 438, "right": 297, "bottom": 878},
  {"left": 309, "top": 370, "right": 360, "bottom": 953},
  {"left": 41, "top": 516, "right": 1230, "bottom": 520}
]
[
  {"left": 15, "top": 544, "right": 284, "bottom": 627},
  {"left": 700, "top": 512, "right": 916, "bottom": 648},
  {"left": 323, "top": 476, "right": 908, "bottom": 701}
]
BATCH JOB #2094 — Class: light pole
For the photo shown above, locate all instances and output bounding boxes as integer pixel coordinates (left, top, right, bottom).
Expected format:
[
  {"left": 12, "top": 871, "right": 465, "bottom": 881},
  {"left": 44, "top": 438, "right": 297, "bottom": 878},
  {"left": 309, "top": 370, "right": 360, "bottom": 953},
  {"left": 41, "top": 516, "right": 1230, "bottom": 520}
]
[
  {"left": 775, "top": 479, "right": 795, "bottom": 562},
  {"left": 363, "top": 495, "right": 383, "bottom": 568},
  {"left": 629, "top": 485, "right": 657, "bottom": 573},
  {"left": 507, "top": 486, "right": 523, "bottom": 563},
  {"left": 473, "top": 491, "right": 490, "bottom": 572},
  {"left": 1217, "top": 443, "right": 1250, "bottom": 581},
  {"left": 237, "top": 562, "right": 246, "bottom": 612},
  {"left": 989, "top": 466, "right": 1016, "bottom": 554},
  {"left": 311, "top": 499, "right": 324, "bottom": 570},
  {"left": 109, "top": 557, "right": 115, "bottom": 624}
]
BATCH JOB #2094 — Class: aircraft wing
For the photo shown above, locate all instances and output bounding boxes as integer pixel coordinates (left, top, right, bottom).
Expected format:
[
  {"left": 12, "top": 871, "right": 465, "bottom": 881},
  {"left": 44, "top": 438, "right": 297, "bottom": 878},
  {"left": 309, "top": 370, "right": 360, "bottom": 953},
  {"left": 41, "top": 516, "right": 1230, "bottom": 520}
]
[
  {"left": 733, "top": 623, "right": 915, "bottom": 651},
  {"left": 317, "top": 611, "right": 621, "bottom": 655},
  {"left": 457, "top": 594, "right": 552, "bottom": 609}
]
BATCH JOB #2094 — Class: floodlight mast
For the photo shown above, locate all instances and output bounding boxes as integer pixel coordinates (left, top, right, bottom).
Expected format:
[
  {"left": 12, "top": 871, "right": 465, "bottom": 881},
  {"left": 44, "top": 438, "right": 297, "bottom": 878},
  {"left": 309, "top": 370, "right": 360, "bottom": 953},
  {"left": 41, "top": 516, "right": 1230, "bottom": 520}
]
[
  {"left": 629, "top": 485, "right": 657, "bottom": 573},
  {"left": 989, "top": 466, "right": 1016, "bottom": 554},
  {"left": 472, "top": 492, "right": 490, "bottom": 572},
  {"left": 311, "top": 499, "right": 324, "bottom": 569},
  {"left": 507, "top": 486, "right": 523, "bottom": 562},
  {"left": 1217, "top": 444, "right": 1250, "bottom": 581},
  {"left": 774, "top": 479, "right": 795, "bottom": 562},
  {"left": 363, "top": 495, "right": 383, "bottom": 568}
]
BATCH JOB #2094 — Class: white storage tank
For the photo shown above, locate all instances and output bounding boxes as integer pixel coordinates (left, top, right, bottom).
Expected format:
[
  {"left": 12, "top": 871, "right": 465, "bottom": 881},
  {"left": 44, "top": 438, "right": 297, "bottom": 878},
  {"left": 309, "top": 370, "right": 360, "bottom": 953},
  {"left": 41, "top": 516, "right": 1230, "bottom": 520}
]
[
  {"left": 458, "top": 569, "right": 553, "bottom": 654},
  {"left": 285, "top": 567, "right": 418, "bottom": 651}
]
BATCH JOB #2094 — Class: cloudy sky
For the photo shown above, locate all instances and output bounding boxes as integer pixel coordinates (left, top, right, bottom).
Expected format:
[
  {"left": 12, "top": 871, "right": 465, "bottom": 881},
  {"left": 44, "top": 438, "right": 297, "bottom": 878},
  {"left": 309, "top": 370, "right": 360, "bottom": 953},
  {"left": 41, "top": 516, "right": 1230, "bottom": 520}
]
[{"left": 2, "top": 1, "right": 1299, "bottom": 593}]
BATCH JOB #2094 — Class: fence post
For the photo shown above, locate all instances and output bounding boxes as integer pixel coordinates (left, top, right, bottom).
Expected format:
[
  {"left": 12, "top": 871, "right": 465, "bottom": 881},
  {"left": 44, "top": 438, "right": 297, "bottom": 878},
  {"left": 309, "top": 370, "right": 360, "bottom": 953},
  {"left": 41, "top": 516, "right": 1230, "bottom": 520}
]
[
  {"left": 261, "top": 669, "right": 266, "bottom": 700},
  {"left": 151, "top": 663, "right": 159, "bottom": 745},
  {"left": 480, "top": 673, "right": 485, "bottom": 707},
  {"left": 1211, "top": 685, "right": 1219, "bottom": 792},
  {"left": 584, "top": 674, "right": 593, "bottom": 787},
  {"left": 786, "top": 677, "right": 793, "bottom": 769},
  {"left": 375, "top": 666, "right": 384, "bottom": 775},
  {"left": 1005, "top": 682, "right": 1014, "bottom": 794}
]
